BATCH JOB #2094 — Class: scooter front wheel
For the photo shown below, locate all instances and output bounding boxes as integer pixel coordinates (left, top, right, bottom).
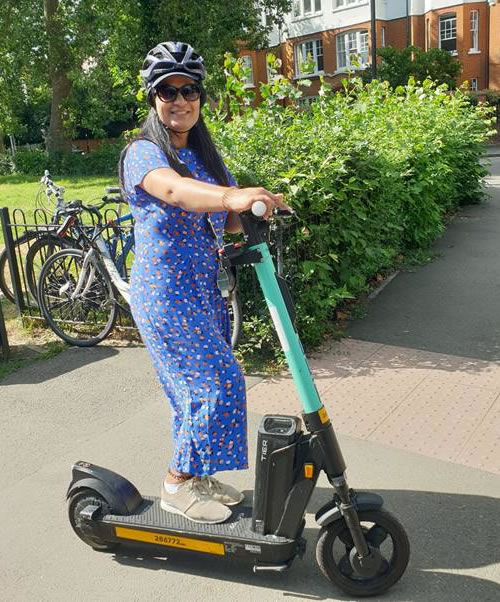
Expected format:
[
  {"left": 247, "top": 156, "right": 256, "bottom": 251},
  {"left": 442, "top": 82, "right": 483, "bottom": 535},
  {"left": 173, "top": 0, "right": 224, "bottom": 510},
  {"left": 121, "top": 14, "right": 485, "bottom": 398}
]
[
  {"left": 68, "top": 488, "right": 118, "bottom": 552},
  {"left": 316, "top": 509, "right": 410, "bottom": 597}
]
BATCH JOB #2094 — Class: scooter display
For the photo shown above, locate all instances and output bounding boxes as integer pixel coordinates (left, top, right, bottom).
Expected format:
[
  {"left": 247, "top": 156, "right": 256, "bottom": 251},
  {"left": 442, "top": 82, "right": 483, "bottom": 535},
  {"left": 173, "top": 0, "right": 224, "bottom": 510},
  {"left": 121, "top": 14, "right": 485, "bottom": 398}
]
[{"left": 67, "top": 202, "right": 410, "bottom": 598}]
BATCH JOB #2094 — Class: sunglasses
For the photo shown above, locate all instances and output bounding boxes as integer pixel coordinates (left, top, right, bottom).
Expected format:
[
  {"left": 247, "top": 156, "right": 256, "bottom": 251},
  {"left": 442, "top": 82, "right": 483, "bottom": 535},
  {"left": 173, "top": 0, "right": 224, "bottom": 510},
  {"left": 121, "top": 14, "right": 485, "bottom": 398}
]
[{"left": 155, "top": 83, "right": 202, "bottom": 103}]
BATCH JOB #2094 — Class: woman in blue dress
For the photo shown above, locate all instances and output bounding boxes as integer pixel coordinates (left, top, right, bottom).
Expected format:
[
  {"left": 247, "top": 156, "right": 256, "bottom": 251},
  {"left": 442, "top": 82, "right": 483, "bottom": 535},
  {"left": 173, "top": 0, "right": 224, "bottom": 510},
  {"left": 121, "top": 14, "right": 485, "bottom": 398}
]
[{"left": 119, "top": 42, "right": 287, "bottom": 524}]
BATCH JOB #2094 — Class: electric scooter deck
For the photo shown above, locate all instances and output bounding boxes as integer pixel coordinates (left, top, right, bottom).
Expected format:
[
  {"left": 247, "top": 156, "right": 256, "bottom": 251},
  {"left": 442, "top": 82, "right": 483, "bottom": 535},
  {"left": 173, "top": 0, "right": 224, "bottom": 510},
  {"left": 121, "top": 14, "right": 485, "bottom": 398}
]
[
  {"left": 104, "top": 499, "right": 298, "bottom": 563},
  {"left": 69, "top": 460, "right": 302, "bottom": 568}
]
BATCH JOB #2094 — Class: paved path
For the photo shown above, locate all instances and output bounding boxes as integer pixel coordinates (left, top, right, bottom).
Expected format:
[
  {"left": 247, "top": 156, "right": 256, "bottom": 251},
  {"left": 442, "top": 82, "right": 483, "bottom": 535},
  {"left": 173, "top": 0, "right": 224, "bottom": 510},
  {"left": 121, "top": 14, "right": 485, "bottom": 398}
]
[{"left": 1, "top": 158, "right": 500, "bottom": 600}]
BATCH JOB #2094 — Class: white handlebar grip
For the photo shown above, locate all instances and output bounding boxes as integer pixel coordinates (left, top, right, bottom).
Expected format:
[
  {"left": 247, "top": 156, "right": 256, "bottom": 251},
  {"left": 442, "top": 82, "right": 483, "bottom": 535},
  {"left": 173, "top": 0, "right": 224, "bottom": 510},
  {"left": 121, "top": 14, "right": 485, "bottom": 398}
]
[{"left": 251, "top": 200, "right": 267, "bottom": 217}]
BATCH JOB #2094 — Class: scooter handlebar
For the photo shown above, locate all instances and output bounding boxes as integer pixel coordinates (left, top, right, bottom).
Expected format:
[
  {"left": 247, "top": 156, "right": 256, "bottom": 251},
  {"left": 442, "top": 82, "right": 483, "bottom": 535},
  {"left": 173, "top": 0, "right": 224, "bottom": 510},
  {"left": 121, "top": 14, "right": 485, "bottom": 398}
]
[
  {"left": 251, "top": 200, "right": 267, "bottom": 217},
  {"left": 251, "top": 201, "right": 295, "bottom": 219}
]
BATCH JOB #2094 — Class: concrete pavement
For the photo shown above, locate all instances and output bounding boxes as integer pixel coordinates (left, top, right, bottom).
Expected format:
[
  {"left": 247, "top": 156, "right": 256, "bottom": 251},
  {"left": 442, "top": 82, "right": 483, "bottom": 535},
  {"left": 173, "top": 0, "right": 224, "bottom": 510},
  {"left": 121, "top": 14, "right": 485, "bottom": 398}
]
[{"left": 1, "top": 159, "right": 500, "bottom": 600}]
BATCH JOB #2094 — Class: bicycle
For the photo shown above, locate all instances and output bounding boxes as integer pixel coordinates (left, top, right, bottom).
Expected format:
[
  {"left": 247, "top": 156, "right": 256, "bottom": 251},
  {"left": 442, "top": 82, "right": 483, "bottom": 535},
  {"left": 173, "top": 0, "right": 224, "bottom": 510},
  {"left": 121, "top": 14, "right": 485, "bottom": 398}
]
[
  {"left": 25, "top": 178, "right": 132, "bottom": 304},
  {"left": 0, "top": 171, "right": 126, "bottom": 305},
  {"left": 0, "top": 171, "right": 70, "bottom": 304},
  {"left": 36, "top": 197, "right": 136, "bottom": 347}
]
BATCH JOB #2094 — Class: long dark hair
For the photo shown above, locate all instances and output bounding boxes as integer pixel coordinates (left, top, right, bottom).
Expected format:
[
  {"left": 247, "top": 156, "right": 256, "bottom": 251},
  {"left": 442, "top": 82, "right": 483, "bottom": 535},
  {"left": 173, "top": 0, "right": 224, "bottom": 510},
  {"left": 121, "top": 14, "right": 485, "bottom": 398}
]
[{"left": 119, "top": 96, "right": 230, "bottom": 193}]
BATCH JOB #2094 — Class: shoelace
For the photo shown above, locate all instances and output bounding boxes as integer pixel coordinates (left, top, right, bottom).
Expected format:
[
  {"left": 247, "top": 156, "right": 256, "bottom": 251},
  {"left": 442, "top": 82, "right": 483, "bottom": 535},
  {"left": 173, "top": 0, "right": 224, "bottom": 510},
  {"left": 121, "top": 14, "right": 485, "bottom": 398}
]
[
  {"left": 200, "top": 476, "right": 223, "bottom": 494},
  {"left": 185, "top": 477, "right": 220, "bottom": 500}
]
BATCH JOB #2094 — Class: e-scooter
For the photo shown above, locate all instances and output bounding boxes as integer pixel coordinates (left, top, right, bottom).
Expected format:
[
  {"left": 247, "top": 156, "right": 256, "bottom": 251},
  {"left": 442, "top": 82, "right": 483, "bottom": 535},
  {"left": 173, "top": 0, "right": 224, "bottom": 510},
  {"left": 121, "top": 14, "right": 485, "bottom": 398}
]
[{"left": 67, "top": 202, "right": 410, "bottom": 598}]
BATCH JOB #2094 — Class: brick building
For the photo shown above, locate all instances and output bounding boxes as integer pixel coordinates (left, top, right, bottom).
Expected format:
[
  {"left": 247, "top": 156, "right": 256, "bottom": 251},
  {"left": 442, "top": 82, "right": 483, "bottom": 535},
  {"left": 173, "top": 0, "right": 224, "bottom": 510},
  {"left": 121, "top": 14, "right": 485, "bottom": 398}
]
[{"left": 240, "top": 0, "right": 500, "bottom": 103}]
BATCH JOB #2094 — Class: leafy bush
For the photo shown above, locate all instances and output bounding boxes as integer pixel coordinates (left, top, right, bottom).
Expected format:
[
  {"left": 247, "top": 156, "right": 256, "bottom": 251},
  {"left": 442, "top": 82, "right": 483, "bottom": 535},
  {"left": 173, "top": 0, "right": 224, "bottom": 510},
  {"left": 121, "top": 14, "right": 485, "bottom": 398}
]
[
  {"left": 377, "top": 46, "right": 462, "bottom": 90},
  {"left": 207, "top": 55, "right": 494, "bottom": 359},
  {"left": 10, "top": 142, "right": 123, "bottom": 177},
  {"left": 0, "top": 152, "right": 14, "bottom": 176},
  {"left": 12, "top": 149, "right": 48, "bottom": 175}
]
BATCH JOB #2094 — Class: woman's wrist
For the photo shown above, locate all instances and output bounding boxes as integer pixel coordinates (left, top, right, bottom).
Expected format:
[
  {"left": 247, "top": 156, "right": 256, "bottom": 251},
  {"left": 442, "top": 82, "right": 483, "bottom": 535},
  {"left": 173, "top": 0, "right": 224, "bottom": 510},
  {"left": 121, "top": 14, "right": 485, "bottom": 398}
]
[{"left": 221, "top": 186, "right": 238, "bottom": 211}]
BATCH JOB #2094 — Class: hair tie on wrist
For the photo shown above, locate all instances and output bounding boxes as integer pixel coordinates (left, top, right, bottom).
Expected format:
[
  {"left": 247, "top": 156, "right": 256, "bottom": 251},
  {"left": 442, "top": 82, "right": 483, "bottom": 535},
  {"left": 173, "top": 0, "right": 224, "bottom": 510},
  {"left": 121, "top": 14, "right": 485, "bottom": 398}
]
[{"left": 221, "top": 186, "right": 238, "bottom": 210}]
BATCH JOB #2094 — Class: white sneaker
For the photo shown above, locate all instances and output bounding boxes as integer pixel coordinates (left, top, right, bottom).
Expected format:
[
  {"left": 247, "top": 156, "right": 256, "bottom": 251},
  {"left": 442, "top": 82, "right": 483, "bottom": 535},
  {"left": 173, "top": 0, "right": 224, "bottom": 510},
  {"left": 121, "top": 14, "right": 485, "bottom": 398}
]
[{"left": 160, "top": 479, "right": 232, "bottom": 524}]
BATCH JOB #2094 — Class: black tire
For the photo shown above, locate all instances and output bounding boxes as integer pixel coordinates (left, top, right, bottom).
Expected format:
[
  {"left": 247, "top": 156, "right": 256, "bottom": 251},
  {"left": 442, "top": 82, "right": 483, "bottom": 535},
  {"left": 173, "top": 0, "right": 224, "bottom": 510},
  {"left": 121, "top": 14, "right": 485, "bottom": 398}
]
[
  {"left": 68, "top": 489, "right": 118, "bottom": 552},
  {"left": 316, "top": 509, "right": 410, "bottom": 598},
  {"left": 24, "top": 235, "right": 78, "bottom": 303},
  {"left": 37, "top": 248, "right": 118, "bottom": 346},
  {"left": 0, "top": 231, "right": 40, "bottom": 303},
  {"left": 228, "top": 290, "right": 242, "bottom": 349}
]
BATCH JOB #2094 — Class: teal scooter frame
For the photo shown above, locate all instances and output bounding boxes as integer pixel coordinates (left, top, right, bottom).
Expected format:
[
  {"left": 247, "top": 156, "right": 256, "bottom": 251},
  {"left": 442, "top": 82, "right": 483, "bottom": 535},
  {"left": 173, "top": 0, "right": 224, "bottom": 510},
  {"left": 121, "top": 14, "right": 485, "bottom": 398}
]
[{"left": 66, "top": 203, "right": 410, "bottom": 598}]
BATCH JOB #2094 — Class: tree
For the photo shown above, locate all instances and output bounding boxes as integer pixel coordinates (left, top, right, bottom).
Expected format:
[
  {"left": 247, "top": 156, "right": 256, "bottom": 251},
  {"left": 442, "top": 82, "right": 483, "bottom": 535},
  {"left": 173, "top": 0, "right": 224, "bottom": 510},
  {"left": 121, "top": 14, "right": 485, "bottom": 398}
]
[
  {"left": 1, "top": 1, "right": 292, "bottom": 152},
  {"left": 377, "top": 46, "right": 462, "bottom": 90}
]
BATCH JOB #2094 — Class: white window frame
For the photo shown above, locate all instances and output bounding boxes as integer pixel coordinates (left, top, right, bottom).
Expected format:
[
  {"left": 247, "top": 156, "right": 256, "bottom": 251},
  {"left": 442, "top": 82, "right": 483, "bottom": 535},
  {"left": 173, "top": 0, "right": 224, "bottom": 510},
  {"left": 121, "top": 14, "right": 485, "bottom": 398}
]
[
  {"left": 292, "top": 0, "right": 322, "bottom": 20},
  {"left": 470, "top": 78, "right": 478, "bottom": 92},
  {"left": 333, "top": 0, "right": 369, "bottom": 11},
  {"left": 336, "top": 29, "right": 369, "bottom": 72},
  {"left": 295, "top": 39, "right": 324, "bottom": 77},
  {"left": 469, "top": 10, "right": 479, "bottom": 53},
  {"left": 240, "top": 55, "right": 255, "bottom": 87},
  {"left": 439, "top": 14, "right": 457, "bottom": 55},
  {"left": 381, "top": 26, "right": 386, "bottom": 48}
]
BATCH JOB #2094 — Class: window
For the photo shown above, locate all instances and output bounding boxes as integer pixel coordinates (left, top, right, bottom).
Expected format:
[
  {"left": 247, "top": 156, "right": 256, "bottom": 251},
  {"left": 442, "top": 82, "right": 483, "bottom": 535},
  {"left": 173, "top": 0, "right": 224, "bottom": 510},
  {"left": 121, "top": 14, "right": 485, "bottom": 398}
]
[
  {"left": 381, "top": 26, "right": 386, "bottom": 48},
  {"left": 336, "top": 30, "right": 369, "bottom": 70},
  {"left": 295, "top": 39, "right": 324, "bottom": 76},
  {"left": 297, "top": 95, "right": 319, "bottom": 109},
  {"left": 241, "top": 55, "right": 254, "bottom": 87},
  {"left": 471, "top": 78, "right": 478, "bottom": 92},
  {"left": 425, "top": 18, "right": 430, "bottom": 51},
  {"left": 470, "top": 10, "right": 479, "bottom": 51},
  {"left": 334, "top": 0, "right": 367, "bottom": 9},
  {"left": 292, "top": 0, "right": 321, "bottom": 18},
  {"left": 439, "top": 14, "right": 457, "bottom": 53}
]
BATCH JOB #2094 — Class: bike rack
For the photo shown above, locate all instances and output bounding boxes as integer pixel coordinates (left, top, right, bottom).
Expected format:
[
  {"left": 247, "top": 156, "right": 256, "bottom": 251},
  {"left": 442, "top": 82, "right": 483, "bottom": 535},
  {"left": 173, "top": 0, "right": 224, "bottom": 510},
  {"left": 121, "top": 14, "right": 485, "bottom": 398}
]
[{"left": 1, "top": 207, "right": 26, "bottom": 313}]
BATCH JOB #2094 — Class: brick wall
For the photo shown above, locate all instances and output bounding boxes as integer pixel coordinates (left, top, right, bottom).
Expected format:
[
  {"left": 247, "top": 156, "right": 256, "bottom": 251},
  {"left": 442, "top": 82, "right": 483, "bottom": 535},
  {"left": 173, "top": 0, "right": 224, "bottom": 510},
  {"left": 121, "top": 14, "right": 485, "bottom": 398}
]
[
  {"left": 490, "top": 2, "right": 500, "bottom": 90},
  {"left": 241, "top": 1, "right": 499, "bottom": 99}
]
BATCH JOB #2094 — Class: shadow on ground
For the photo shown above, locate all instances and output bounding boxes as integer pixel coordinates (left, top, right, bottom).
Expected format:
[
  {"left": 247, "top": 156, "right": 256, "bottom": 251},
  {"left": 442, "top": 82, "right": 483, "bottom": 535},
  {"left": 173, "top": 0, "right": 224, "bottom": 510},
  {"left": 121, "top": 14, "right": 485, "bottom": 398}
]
[
  {"left": 0, "top": 344, "right": 131, "bottom": 386},
  {"left": 108, "top": 488, "right": 499, "bottom": 602}
]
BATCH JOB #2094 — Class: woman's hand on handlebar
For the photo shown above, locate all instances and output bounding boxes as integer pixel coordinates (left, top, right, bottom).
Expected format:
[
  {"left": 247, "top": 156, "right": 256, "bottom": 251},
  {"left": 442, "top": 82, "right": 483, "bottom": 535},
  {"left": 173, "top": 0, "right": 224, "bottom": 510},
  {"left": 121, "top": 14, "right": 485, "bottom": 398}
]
[{"left": 222, "top": 187, "right": 291, "bottom": 219}]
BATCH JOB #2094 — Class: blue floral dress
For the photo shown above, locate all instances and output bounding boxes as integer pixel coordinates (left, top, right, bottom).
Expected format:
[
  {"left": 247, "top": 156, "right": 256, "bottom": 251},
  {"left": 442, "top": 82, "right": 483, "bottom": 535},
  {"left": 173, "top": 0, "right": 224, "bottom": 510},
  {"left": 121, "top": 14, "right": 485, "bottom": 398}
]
[{"left": 122, "top": 139, "right": 248, "bottom": 476}]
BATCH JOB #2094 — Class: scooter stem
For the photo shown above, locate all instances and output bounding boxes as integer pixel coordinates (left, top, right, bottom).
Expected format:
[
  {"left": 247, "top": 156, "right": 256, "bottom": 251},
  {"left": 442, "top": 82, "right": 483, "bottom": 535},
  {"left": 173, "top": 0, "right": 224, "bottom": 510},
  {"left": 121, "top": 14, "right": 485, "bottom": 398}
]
[{"left": 250, "top": 241, "right": 322, "bottom": 415}]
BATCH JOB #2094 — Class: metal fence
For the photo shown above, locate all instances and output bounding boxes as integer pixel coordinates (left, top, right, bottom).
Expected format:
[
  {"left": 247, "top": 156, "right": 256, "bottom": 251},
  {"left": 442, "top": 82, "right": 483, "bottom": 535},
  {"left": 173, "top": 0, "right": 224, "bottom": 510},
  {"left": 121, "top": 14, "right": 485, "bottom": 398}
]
[
  {"left": 0, "top": 206, "right": 137, "bottom": 339},
  {"left": 0, "top": 294, "right": 8, "bottom": 358}
]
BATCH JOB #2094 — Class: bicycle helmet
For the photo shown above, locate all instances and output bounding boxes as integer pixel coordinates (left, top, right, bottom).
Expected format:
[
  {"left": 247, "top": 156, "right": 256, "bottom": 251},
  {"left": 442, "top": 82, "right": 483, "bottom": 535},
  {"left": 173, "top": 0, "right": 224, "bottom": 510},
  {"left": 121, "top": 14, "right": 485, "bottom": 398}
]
[{"left": 140, "top": 42, "right": 206, "bottom": 96}]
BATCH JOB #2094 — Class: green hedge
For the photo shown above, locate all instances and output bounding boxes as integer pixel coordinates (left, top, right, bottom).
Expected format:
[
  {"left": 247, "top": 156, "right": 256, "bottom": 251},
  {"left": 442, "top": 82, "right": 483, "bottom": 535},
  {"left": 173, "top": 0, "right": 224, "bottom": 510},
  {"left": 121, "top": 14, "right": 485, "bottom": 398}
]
[
  {"left": 3, "top": 142, "right": 123, "bottom": 177},
  {"left": 207, "top": 66, "right": 494, "bottom": 358}
]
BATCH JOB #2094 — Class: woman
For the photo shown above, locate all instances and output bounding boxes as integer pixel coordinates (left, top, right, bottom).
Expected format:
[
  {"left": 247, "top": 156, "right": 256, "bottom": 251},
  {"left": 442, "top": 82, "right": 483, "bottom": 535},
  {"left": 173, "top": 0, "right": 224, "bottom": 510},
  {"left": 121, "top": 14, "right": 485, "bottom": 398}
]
[{"left": 119, "top": 42, "right": 287, "bottom": 525}]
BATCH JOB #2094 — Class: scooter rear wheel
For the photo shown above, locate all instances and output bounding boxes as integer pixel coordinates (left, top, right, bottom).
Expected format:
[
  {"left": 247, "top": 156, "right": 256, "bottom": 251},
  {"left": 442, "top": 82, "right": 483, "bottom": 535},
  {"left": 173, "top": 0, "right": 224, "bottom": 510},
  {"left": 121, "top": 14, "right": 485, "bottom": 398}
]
[
  {"left": 316, "top": 509, "right": 410, "bottom": 597},
  {"left": 68, "top": 488, "right": 118, "bottom": 552}
]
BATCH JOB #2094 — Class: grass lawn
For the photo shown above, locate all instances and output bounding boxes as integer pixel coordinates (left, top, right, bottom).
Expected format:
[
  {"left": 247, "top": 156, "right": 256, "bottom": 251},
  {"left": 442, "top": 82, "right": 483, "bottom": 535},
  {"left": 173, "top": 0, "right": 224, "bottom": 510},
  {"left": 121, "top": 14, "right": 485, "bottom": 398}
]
[{"left": 0, "top": 174, "right": 120, "bottom": 245}]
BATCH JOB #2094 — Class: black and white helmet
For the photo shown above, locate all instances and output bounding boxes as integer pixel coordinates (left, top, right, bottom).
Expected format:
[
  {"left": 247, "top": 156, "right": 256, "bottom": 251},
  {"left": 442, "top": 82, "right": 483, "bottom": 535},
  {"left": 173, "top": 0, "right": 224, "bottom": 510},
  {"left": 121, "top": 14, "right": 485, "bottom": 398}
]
[{"left": 140, "top": 42, "right": 206, "bottom": 96}]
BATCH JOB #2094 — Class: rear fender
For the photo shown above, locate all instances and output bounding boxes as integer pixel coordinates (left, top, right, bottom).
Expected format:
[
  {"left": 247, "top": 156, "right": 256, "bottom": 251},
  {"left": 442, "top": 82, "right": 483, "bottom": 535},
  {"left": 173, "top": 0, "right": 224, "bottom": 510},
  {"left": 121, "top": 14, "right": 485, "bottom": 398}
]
[{"left": 66, "top": 461, "right": 143, "bottom": 515}]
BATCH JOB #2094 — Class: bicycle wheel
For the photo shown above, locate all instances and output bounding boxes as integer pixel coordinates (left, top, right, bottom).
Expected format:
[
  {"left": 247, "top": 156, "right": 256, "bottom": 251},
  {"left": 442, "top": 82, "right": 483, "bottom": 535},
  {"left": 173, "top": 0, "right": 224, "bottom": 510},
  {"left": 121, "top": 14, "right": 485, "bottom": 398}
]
[
  {"left": 228, "top": 290, "right": 242, "bottom": 349},
  {"left": 25, "top": 235, "right": 78, "bottom": 303},
  {"left": 37, "top": 248, "right": 118, "bottom": 346},
  {"left": 0, "top": 231, "right": 39, "bottom": 303}
]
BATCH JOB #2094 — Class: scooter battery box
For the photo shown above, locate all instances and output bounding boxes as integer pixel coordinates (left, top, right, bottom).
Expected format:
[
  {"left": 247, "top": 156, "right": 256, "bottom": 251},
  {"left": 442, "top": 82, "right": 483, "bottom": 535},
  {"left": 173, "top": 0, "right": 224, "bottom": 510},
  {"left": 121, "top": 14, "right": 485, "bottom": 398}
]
[{"left": 252, "top": 415, "right": 303, "bottom": 535}]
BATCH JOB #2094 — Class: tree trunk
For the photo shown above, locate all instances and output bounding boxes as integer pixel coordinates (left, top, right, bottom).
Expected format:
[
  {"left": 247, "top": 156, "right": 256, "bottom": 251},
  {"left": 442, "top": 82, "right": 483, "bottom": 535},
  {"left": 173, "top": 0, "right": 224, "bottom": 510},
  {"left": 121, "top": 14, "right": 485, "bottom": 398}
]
[
  {"left": 0, "top": 132, "right": 5, "bottom": 153},
  {"left": 43, "top": 0, "right": 72, "bottom": 154}
]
